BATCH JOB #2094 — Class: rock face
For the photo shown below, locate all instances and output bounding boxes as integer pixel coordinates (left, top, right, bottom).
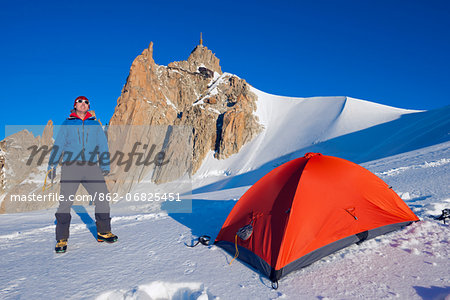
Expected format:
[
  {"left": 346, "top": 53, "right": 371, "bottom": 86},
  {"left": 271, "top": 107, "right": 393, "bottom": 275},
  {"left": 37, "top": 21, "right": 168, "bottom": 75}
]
[
  {"left": 107, "top": 42, "right": 262, "bottom": 195},
  {"left": 0, "top": 121, "right": 56, "bottom": 213}
]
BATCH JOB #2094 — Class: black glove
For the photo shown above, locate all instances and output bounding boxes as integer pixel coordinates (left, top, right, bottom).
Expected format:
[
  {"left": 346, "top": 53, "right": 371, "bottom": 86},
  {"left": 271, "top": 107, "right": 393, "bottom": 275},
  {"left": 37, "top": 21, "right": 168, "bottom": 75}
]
[
  {"left": 102, "top": 170, "right": 110, "bottom": 176},
  {"left": 48, "top": 168, "right": 56, "bottom": 180}
]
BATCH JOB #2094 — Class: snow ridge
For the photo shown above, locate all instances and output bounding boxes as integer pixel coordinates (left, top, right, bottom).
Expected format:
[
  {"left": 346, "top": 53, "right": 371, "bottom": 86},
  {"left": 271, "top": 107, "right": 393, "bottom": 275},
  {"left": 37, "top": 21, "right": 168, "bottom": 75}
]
[
  {"left": 193, "top": 85, "right": 423, "bottom": 185},
  {"left": 376, "top": 158, "right": 450, "bottom": 177}
]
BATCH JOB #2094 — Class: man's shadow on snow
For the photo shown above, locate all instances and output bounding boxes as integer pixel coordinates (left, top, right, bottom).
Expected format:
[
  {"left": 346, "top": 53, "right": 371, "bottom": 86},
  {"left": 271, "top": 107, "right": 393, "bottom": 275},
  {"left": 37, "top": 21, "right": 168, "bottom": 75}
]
[
  {"left": 72, "top": 205, "right": 98, "bottom": 239},
  {"left": 413, "top": 285, "right": 450, "bottom": 300},
  {"left": 161, "top": 199, "right": 236, "bottom": 241},
  {"left": 163, "top": 199, "right": 276, "bottom": 288},
  {"left": 53, "top": 205, "right": 97, "bottom": 240}
]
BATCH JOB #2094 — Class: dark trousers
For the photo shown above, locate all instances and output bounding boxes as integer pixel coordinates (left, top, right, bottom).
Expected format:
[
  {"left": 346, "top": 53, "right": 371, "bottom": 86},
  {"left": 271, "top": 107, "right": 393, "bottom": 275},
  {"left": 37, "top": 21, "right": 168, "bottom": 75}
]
[{"left": 55, "top": 162, "right": 111, "bottom": 240}]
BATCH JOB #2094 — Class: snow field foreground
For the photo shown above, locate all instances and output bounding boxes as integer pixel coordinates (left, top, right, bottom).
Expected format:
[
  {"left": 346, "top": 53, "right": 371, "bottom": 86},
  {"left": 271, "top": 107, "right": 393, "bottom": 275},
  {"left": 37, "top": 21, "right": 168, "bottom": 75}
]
[
  {"left": 0, "top": 87, "right": 449, "bottom": 299},
  {"left": 0, "top": 141, "right": 448, "bottom": 299},
  {"left": 96, "top": 281, "right": 211, "bottom": 300}
]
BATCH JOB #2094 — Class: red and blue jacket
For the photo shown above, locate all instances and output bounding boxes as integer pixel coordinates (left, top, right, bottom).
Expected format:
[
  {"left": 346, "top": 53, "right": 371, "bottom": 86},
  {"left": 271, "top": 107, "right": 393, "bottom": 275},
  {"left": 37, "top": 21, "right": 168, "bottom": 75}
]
[{"left": 47, "top": 111, "right": 110, "bottom": 172}]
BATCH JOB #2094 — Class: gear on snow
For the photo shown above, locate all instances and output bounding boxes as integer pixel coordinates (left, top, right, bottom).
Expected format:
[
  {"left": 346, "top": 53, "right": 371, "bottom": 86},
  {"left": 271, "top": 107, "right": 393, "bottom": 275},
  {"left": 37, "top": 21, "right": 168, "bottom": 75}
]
[
  {"left": 55, "top": 239, "right": 68, "bottom": 253},
  {"left": 97, "top": 232, "right": 118, "bottom": 243}
]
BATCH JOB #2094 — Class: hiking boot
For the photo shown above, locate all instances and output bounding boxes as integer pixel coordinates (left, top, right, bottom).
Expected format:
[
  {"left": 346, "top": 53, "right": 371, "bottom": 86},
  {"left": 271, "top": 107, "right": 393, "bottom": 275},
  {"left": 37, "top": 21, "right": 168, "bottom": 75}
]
[
  {"left": 97, "top": 232, "right": 118, "bottom": 243},
  {"left": 55, "top": 239, "right": 68, "bottom": 253}
]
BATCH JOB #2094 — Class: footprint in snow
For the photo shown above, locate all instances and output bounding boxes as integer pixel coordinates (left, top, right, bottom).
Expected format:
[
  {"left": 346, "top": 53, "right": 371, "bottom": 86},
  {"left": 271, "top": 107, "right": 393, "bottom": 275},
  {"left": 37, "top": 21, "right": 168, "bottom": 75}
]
[
  {"left": 177, "top": 233, "right": 186, "bottom": 244},
  {"left": 183, "top": 260, "right": 196, "bottom": 275}
]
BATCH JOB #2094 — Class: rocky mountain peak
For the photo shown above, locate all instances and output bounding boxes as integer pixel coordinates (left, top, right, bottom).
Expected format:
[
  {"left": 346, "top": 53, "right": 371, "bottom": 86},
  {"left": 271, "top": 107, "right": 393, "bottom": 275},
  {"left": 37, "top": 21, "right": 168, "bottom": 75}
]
[
  {"left": 141, "top": 41, "right": 155, "bottom": 65},
  {"left": 108, "top": 41, "right": 262, "bottom": 195},
  {"left": 0, "top": 121, "right": 55, "bottom": 214},
  {"left": 189, "top": 45, "right": 222, "bottom": 74},
  {"left": 167, "top": 44, "right": 222, "bottom": 75}
]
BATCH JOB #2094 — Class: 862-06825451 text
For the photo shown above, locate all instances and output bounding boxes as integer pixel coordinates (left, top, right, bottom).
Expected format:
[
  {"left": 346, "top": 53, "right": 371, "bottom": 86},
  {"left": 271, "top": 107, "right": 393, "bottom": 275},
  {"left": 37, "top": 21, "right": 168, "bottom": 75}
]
[
  {"left": 10, "top": 192, "right": 182, "bottom": 202},
  {"left": 124, "top": 192, "right": 181, "bottom": 202}
]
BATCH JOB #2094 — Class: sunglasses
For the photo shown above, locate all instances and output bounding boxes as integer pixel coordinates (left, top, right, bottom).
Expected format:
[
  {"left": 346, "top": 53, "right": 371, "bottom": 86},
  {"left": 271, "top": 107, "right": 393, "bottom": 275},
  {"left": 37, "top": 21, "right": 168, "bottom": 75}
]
[{"left": 76, "top": 99, "right": 89, "bottom": 104}]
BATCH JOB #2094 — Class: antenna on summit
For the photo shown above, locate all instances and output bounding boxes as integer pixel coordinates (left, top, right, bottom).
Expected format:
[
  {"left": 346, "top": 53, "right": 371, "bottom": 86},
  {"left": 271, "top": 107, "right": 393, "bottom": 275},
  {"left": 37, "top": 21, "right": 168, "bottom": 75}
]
[{"left": 199, "top": 32, "right": 203, "bottom": 46}]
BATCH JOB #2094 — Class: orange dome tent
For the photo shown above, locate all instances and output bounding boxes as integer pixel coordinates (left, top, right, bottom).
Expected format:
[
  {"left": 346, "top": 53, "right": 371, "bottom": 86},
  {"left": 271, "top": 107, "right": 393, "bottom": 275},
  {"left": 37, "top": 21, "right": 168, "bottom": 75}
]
[{"left": 214, "top": 153, "right": 419, "bottom": 284}]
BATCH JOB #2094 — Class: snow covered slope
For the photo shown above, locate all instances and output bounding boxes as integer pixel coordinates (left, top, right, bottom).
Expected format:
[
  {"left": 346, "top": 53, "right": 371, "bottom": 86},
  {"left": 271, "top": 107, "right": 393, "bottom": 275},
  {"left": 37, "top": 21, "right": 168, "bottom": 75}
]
[
  {"left": 0, "top": 142, "right": 448, "bottom": 299},
  {"left": 0, "top": 88, "right": 449, "bottom": 299},
  {"left": 195, "top": 88, "right": 421, "bottom": 181},
  {"left": 191, "top": 87, "right": 449, "bottom": 194}
]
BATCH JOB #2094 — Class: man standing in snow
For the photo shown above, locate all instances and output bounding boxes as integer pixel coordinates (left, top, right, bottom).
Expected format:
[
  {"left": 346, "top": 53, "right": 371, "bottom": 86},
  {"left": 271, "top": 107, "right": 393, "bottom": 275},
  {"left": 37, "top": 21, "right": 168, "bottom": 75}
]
[{"left": 47, "top": 96, "right": 118, "bottom": 253}]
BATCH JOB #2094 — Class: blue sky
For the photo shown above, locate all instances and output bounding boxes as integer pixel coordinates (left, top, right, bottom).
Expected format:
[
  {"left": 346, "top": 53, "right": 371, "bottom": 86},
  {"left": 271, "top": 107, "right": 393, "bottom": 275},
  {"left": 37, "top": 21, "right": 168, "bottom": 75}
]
[{"left": 1, "top": 0, "right": 450, "bottom": 139}]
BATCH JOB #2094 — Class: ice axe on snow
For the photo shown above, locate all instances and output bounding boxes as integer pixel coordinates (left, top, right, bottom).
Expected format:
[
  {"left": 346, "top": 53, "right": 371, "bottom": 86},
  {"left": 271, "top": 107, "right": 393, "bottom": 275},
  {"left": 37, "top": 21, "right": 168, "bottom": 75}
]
[
  {"left": 185, "top": 235, "right": 211, "bottom": 247},
  {"left": 434, "top": 209, "right": 450, "bottom": 224}
]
